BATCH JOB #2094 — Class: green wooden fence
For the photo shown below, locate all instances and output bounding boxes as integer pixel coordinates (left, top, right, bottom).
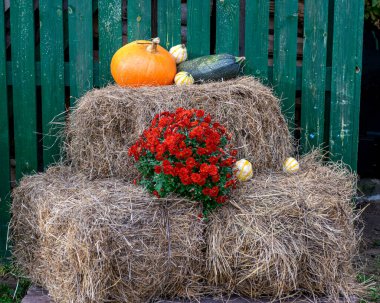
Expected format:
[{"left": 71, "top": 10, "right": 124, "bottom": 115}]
[{"left": 0, "top": 0, "right": 365, "bottom": 260}]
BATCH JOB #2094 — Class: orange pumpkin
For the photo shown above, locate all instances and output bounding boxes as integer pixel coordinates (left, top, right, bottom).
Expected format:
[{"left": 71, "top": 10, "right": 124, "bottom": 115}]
[{"left": 110, "top": 37, "right": 176, "bottom": 87}]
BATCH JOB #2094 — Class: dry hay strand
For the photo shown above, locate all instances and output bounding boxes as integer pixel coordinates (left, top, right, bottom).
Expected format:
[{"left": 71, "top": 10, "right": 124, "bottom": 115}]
[
  {"left": 206, "top": 151, "right": 363, "bottom": 302},
  {"left": 10, "top": 166, "right": 206, "bottom": 303},
  {"left": 65, "top": 77, "right": 293, "bottom": 181}
]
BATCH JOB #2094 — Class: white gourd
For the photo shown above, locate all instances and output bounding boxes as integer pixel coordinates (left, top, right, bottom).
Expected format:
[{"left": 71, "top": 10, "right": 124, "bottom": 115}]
[
  {"left": 174, "top": 72, "right": 194, "bottom": 86},
  {"left": 169, "top": 44, "right": 188, "bottom": 64},
  {"left": 234, "top": 159, "right": 253, "bottom": 182}
]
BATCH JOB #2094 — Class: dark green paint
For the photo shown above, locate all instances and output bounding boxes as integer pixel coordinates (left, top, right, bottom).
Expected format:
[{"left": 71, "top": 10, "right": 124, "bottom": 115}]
[
  {"left": 157, "top": 0, "right": 181, "bottom": 50},
  {"left": 187, "top": 0, "right": 210, "bottom": 58},
  {"left": 300, "top": 0, "right": 328, "bottom": 153},
  {"left": 0, "top": 0, "right": 10, "bottom": 260},
  {"left": 216, "top": 0, "right": 240, "bottom": 55},
  {"left": 98, "top": 0, "right": 122, "bottom": 86},
  {"left": 273, "top": 0, "right": 298, "bottom": 126},
  {"left": 10, "top": 0, "right": 38, "bottom": 179},
  {"left": 127, "top": 0, "right": 151, "bottom": 41},
  {"left": 244, "top": 0, "right": 269, "bottom": 81},
  {"left": 68, "top": 0, "right": 93, "bottom": 104},
  {"left": 330, "top": 0, "right": 364, "bottom": 170},
  {"left": 40, "top": 0, "right": 65, "bottom": 167}
]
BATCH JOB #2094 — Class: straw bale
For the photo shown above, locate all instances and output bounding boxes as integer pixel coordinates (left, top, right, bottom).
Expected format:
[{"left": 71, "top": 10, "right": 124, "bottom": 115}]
[
  {"left": 65, "top": 77, "right": 293, "bottom": 180},
  {"left": 10, "top": 166, "right": 205, "bottom": 303},
  {"left": 206, "top": 153, "right": 362, "bottom": 302}
]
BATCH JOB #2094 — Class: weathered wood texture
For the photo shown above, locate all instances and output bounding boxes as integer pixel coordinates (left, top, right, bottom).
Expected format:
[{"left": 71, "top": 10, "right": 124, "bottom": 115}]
[
  {"left": 68, "top": 0, "right": 93, "bottom": 103},
  {"left": 0, "top": 0, "right": 10, "bottom": 261},
  {"left": 98, "top": 0, "right": 122, "bottom": 86},
  {"left": 40, "top": 0, "right": 65, "bottom": 167},
  {"left": 245, "top": 0, "right": 270, "bottom": 82},
  {"left": 273, "top": 0, "right": 298, "bottom": 126},
  {"left": 127, "top": 0, "right": 151, "bottom": 41},
  {"left": 300, "top": 0, "right": 329, "bottom": 152},
  {"left": 330, "top": 0, "right": 365, "bottom": 170},
  {"left": 157, "top": 0, "right": 181, "bottom": 50},
  {"left": 187, "top": 0, "right": 211, "bottom": 58},
  {"left": 216, "top": 0, "right": 240, "bottom": 55}
]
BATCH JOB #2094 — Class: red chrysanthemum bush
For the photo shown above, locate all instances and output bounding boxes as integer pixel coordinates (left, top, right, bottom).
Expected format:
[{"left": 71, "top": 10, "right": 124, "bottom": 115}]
[{"left": 129, "top": 108, "right": 237, "bottom": 214}]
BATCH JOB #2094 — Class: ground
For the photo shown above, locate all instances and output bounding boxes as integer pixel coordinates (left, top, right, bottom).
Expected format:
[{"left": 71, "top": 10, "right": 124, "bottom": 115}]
[
  {"left": 357, "top": 178, "right": 380, "bottom": 302},
  {"left": 0, "top": 179, "right": 379, "bottom": 303}
]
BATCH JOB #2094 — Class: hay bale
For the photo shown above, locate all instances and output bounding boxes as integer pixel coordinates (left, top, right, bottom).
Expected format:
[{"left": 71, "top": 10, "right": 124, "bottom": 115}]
[
  {"left": 10, "top": 166, "right": 206, "bottom": 303},
  {"left": 206, "top": 153, "right": 362, "bottom": 302},
  {"left": 65, "top": 77, "right": 293, "bottom": 180}
]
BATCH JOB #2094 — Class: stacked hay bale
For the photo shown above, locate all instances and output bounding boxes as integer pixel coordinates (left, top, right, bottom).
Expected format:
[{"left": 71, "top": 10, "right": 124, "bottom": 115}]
[
  {"left": 65, "top": 77, "right": 293, "bottom": 180},
  {"left": 11, "top": 166, "right": 206, "bottom": 302},
  {"left": 206, "top": 153, "right": 361, "bottom": 301},
  {"left": 10, "top": 77, "right": 362, "bottom": 302}
]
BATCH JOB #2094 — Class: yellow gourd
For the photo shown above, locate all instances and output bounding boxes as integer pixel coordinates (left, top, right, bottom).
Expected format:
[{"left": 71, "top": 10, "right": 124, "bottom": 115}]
[
  {"left": 174, "top": 71, "right": 194, "bottom": 86},
  {"left": 234, "top": 159, "right": 253, "bottom": 182},
  {"left": 283, "top": 157, "right": 299, "bottom": 174},
  {"left": 169, "top": 44, "right": 188, "bottom": 64}
]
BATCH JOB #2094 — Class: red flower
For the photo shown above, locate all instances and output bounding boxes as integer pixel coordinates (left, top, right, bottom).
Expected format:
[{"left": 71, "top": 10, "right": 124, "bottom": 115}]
[
  {"left": 208, "top": 165, "right": 218, "bottom": 176},
  {"left": 212, "top": 174, "right": 220, "bottom": 182},
  {"left": 191, "top": 173, "right": 206, "bottom": 186},
  {"left": 202, "top": 188, "right": 210, "bottom": 195},
  {"left": 197, "top": 147, "right": 208, "bottom": 156},
  {"left": 221, "top": 157, "right": 234, "bottom": 167},
  {"left": 200, "top": 163, "right": 209, "bottom": 175},
  {"left": 158, "top": 116, "right": 172, "bottom": 128},
  {"left": 225, "top": 180, "right": 236, "bottom": 188},
  {"left": 209, "top": 186, "right": 219, "bottom": 197},
  {"left": 175, "top": 162, "right": 185, "bottom": 169},
  {"left": 156, "top": 144, "right": 166, "bottom": 156},
  {"left": 208, "top": 156, "right": 219, "bottom": 165},
  {"left": 196, "top": 109, "right": 205, "bottom": 118},
  {"left": 186, "top": 157, "right": 197, "bottom": 169},
  {"left": 129, "top": 107, "right": 237, "bottom": 214},
  {"left": 162, "top": 160, "right": 171, "bottom": 167},
  {"left": 204, "top": 114, "right": 211, "bottom": 123},
  {"left": 189, "top": 126, "right": 203, "bottom": 140},
  {"left": 216, "top": 196, "right": 227, "bottom": 204}
]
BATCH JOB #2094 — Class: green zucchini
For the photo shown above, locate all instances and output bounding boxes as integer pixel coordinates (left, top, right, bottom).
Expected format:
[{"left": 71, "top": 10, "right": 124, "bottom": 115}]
[{"left": 177, "top": 54, "right": 245, "bottom": 82}]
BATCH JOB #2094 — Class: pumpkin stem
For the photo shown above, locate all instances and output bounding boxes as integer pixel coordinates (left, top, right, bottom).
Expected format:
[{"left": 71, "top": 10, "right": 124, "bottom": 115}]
[{"left": 147, "top": 37, "right": 160, "bottom": 53}]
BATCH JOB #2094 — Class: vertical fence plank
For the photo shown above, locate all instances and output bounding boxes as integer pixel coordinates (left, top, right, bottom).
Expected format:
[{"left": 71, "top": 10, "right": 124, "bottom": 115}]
[
  {"left": 244, "top": 0, "right": 269, "bottom": 81},
  {"left": 10, "top": 0, "right": 37, "bottom": 179},
  {"left": 0, "top": 0, "right": 10, "bottom": 260},
  {"left": 98, "top": 0, "right": 122, "bottom": 86},
  {"left": 216, "top": 0, "right": 240, "bottom": 55},
  {"left": 68, "top": 0, "right": 93, "bottom": 104},
  {"left": 40, "top": 0, "right": 65, "bottom": 167},
  {"left": 157, "top": 0, "right": 181, "bottom": 50},
  {"left": 273, "top": 0, "right": 298, "bottom": 125},
  {"left": 187, "top": 0, "right": 210, "bottom": 58},
  {"left": 352, "top": 1, "right": 365, "bottom": 171},
  {"left": 330, "top": 0, "right": 364, "bottom": 170},
  {"left": 127, "top": 0, "right": 151, "bottom": 41},
  {"left": 300, "top": 0, "right": 328, "bottom": 153}
]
